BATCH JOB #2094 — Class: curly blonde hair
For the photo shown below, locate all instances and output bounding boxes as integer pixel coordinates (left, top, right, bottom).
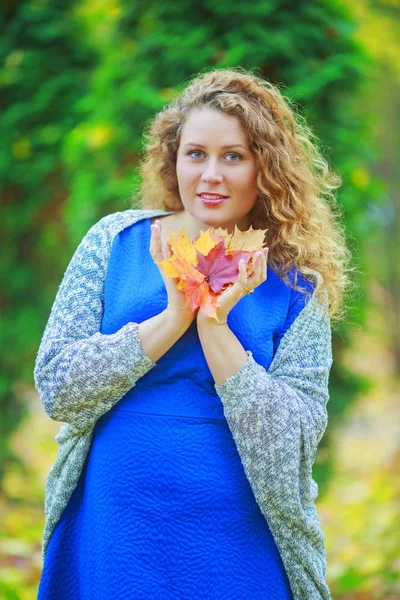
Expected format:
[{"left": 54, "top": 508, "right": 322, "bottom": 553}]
[{"left": 137, "top": 67, "right": 356, "bottom": 325}]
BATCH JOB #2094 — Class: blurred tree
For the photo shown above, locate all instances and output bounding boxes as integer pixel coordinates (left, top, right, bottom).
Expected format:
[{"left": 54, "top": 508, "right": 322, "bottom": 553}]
[
  {"left": 345, "top": 0, "right": 400, "bottom": 372},
  {"left": 1, "top": 0, "right": 383, "bottom": 491},
  {"left": 0, "top": 0, "right": 96, "bottom": 477}
]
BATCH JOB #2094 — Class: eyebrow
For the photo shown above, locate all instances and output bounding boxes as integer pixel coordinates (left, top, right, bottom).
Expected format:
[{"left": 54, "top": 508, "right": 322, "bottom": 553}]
[{"left": 183, "top": 143, "right": 248, "bottom": 150}]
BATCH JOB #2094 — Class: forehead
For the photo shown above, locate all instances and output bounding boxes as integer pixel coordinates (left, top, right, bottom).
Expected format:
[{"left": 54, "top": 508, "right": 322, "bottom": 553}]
[{"left": 180, "top": 108, "right": 248, "bottom": 146}]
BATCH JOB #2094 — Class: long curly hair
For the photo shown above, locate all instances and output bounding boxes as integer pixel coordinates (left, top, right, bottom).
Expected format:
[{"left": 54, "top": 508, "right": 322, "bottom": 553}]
[{"left": 137, "top": 67, "right": 356, "bottom": 325}]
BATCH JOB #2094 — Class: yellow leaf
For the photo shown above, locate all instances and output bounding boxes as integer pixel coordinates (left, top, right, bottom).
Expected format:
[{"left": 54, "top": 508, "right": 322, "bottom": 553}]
[
  {"left": 214, "top": 224, "right": 268, "bottom": 251},
  {"left": 166, "top": 229, "right": 197, "bottom": 263},
  {"left": 155, "top": 256, "right": 180, "bottom": 277},
  {"left": 193, "top": 229, "right": 218, "bottom": 256}
]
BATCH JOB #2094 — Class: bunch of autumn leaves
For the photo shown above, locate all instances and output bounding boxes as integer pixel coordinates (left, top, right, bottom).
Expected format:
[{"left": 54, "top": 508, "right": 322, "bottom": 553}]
[{"left": 156, "top": 225, "right": 268, "bottom": 321}]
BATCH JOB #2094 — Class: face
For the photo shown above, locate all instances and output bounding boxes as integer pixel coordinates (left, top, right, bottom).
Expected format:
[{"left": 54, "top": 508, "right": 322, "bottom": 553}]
[{"left": 175, "top": 108, "right": 258, "bottom": 235}]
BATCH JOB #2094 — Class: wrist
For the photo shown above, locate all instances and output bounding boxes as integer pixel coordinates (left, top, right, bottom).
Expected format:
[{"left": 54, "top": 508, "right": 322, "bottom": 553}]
[
  {"left": 197, "top": 313, "right": 228, "bottom": 328},
  {"left": 164, "top": 305, "right": 195, "bottom": 327}
]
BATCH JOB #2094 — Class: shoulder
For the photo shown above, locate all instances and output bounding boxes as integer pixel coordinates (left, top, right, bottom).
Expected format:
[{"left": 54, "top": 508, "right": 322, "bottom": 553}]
[
  {"left": 94, "top": 208, "right": 173, "bottom": 237},
  {"left": 80, "top": 208, "right": 174, "bottom": 252},
  {"left": 277, "top": 266, "right": 317, "bottom": 317},
  {"left": 65, "top": 209, "right": 174, "bottom": 275},
  {"left": 284, "top": 267, "right": 331, "bottom": 341},
  {"left": 284, "top": 266, "right": 328, "bottom": 319},
  {"left": 286, "top": 265, "right": 317, "bottom": 295},
  {"left": 272, "top": 266, "right": 324, "bottom": 353},
  {"left": 272, "top": 274, "right": 332, "bottom": 367}
]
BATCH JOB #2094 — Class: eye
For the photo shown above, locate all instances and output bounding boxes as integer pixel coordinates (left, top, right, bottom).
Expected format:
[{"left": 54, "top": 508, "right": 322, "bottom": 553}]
[
  {"left": 188, "top": 150, "right": 204, "bottom": 159},
  {"left": 226, "top": 152, "right": 242, "bottom": 162}
]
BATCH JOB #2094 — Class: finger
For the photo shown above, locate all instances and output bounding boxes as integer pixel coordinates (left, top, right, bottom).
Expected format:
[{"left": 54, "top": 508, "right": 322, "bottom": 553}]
[
  {"left": 261, "top": 255, "right": 266, "bottom": 281},
  {"left": 250, "top": 251, "right": 262, "bottom": 283},
  {"left": 238, "top": 259, "right": 248, "bottom": 287},
  {"left": 149, "top": 225, "right": 156, "bottom": 257},
  {"left": 262, "top": 249, "right": 268, "bottom": 280},
  {"left": 162, "top": 239, "right": 172, "bottom": 260},
  {"left": 153, "top": 223, "right": 163, "bottom": 260},
  {"left": 258, "top": 251, "right": 266, "bottom": 280},
  {"left": 151, "top": 222, "right": 164, "bottom": 261},
  {"left": 248, "top": 251, "right": 261, "bottom": 279},
  {"left": 150, "top": 224, "right": 159, "bottom": 260},
  {"left": 258, "top": 252, "right": 268, "bottom": 283}
]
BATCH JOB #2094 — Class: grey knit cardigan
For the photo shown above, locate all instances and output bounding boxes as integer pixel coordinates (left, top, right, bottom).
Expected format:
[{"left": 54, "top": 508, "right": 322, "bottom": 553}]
[{"left": 34, "top": 208, "right": 333, "bottom": 600}]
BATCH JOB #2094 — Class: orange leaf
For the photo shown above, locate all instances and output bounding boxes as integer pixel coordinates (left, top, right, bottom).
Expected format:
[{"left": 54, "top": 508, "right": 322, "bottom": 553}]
[
  {"left": 199, "top": 291, "right": 221, "bottom": 321},
  {"left": 180, "top": 278, "right": 210, "bottom": 312}
]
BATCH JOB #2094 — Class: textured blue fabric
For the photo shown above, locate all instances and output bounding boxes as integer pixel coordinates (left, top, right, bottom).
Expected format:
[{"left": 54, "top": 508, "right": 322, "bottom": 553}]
[{"left": 36, "top": 216, "right": 316, "bottom": 599}]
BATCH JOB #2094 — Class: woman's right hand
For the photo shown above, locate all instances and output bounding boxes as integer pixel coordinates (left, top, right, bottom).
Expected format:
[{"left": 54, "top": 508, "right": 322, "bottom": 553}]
[{"left": 150, "top": 219, "right": 196, "bottom": 325}]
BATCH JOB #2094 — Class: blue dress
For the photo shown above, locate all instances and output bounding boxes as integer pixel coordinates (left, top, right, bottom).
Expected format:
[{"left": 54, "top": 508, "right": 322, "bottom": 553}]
[{"left": 38, "top": 217, "right": 312, "bottom": 599}]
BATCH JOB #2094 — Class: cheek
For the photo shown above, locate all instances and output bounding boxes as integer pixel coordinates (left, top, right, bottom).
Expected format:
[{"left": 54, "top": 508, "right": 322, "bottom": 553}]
[
  {"left": 176, "top": 161, "right": 186, "bottom": 191},
  {"left": 176, "top": 160, "right": 196, "bottom": 186},
  {"left": 237, "top": 165, "right": 258, "bottom": 192}
]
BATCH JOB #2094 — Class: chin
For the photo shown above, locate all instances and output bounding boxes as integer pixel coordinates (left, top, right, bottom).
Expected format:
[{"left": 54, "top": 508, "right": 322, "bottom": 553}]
[
  {"left": 201, "top": 216, "right": 231, "bottom": 230},
  {"left": 184, "top": 204, "right": 239, "bottom": 233}
]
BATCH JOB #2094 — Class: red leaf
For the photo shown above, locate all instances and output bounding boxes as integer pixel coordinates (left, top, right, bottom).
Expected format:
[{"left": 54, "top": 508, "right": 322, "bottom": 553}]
[{"left": 195, "top": 241, "right": 251, "bottom": 294}]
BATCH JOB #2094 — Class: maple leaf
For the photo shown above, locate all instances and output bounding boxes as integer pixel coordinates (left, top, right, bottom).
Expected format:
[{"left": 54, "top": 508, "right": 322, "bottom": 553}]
[
  {"left": 163, "top": 227, "right": 218, "bottom": 265},
  {"left": 179, "top": 276, "right": 210, "bottom": 312},
  {"left": 192, "top": 229, "right": 218, "bottom": 256},
  {"left": 195, "top": 240, "right": 252, "bottom": 294},
  {"left": 156, "top": 255, "right": 180, "bottom": 278},
  {"left": 198, "top": 290, "right": 220, "bottom": 320},
  {"left": 155, "top": 224, "right": 268, "bottom": 319},
  {"left": 156, "top": 254, "right": 209, "bottom": 312},
  {"left": 214, "top": 224, "right": 267, "bottom": 252},
  {"left": 165, "top": 229, "right": 197, "bottom": 263}
]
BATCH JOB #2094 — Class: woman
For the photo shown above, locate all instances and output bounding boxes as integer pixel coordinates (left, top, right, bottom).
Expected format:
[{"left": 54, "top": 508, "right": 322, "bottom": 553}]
[{"left": 35, "top": 68, "right": 352, "bottom": 599}]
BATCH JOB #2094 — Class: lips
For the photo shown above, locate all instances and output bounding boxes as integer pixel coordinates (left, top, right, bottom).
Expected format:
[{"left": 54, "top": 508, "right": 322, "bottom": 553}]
[{"left": 198, "top": 193, "right": 228, "bottom": 206}]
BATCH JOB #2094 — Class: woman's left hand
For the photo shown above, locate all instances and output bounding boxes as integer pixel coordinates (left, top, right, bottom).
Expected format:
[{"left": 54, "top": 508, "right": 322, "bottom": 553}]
[{"left": 197, "top": 247, "right": 269, "bottom": 326}]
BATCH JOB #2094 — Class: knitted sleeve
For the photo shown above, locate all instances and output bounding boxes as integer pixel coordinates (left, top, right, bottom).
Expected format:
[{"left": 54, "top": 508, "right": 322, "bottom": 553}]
[
  {"left": 214, "top": 288, "right": 333, "bottom": 600},
  {"left": 34, "top": 213, "right": 156, "bottom": 434}
]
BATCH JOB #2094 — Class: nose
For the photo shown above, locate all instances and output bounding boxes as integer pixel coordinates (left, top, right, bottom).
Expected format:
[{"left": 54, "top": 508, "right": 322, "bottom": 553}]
[{"left": 201, "top": 160, "right": 223, "bottom": 184}]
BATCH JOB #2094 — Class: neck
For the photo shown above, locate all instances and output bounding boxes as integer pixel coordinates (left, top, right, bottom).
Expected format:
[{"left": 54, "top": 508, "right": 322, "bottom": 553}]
[{"left": 173, "top": 210, "right": 250, "bottom": 240}]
